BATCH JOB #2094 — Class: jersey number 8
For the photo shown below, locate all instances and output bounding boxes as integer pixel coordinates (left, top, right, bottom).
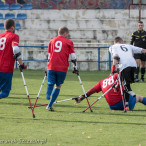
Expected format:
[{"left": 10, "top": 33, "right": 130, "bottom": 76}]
[{"left": 0, "top": 37, "right": 6, "bottom": 51}]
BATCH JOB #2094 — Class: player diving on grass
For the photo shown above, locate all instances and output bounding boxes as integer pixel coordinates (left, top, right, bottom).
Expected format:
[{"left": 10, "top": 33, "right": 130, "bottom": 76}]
[
  {"left": 0, "top": 19, "right": 27, "bottom": 99},
  {"left": 46, "top": 26, "right": 78, "bottom": 111},
  {"left": 74, "top": 73, "right": 146, "bottom": 111}
]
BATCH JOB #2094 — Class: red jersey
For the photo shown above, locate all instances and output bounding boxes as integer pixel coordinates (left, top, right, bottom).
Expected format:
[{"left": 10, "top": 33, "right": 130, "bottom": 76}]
[
  {"left": 47, "top": 36, "right": 75, "bottom": 72},
  {"left": 0, "top": 31, "right": 19, "bottom": 73},
  {"left": 93, "top": 73, "right": 123, "bottom": 106}
]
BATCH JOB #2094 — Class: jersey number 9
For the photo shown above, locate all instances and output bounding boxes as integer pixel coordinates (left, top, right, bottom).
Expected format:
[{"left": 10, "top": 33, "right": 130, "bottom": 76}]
[{"left": 55, "top": 41, "right": 62, "bottom": 52}]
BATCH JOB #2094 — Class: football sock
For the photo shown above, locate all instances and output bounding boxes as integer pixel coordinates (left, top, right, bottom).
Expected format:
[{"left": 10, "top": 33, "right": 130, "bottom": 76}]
[
  {"left": 135, "top": 67, "right": 139, "bottom": 79},
  {"left": 141, "top": 68, "right": 145, "bottom": 79},
  {"left": 46, "top": 84, "right": 54, "bottom": 100},
  {"left": 0, "top": 90, "right": 9, "bottom": 98},
  {"left": 124, "top": 91, "right": 129, "bottom": 105},
  {"left": 48, "top": 88, "right": 60, "bottom": 107},
  {"left": 142, "top": 97, "right": 146, "bottom": 105}
]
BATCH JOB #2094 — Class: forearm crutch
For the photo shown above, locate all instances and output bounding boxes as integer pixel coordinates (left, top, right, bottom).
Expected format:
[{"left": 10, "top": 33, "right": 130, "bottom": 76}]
[
  {"left": 18, "top": 63, "right": 35, "bottom": 118},
  {"left": 116, "top": 64, "right": 126, "bottom": 112},
  {"left": 83, "top": 76, "right": 119, "bottom": 112},
  {"left": 29, "top": 97, "right": 77, "bottom": 108},
  {"left": 77, "top": 73, "right": 93, "bottom": 112},
  {"left": 117, "top": 72, "right": 126, "bottom": 112},
  {"left": 32, "top": 71, "right": 47, "bottom": 111}
]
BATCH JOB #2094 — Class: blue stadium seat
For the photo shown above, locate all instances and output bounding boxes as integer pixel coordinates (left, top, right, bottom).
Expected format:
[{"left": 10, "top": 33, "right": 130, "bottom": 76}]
[
  {"left": 10, "top": 4, "right": 21, "bottom": 10},
  {"left": 0, "top": 23, "right": 4, "bottom": 29},
  {"left": 0, "top": 13, "right": 3, "bottom": 19},
  {"left": 0, "top": 3, "right": 9, "bottom": 10},
  {"left": 21, "top": 3, "right": 33, "bottom": 10},
  {"left": 5, "top": 13, "right": 15, "bottom": 19},
  {"left": 16, "top": 23, "right": 21, "bottom": 30},
  {"left": 0, "top": 0, "right": 4, "bottom": 4},
  {"left": 16, "top": 13, "right": 27, "bottom": 19}
]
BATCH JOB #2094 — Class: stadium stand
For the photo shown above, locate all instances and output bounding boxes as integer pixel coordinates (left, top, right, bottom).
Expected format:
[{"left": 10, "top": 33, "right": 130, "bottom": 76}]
[
  {"left": 0, "top": 0, "right": 4, "bottom": 4},
  {"left": 0, "top": 3, "right": 9, "bottom": 9},
  {"left": 16, "top": 13, "right": 27, "bottom": 19},
  {"left": 21, "top": 3, "right": 33, "bottom": 10},
  {"left": 0, "top": 23, "right": 4, "bottom": 29},
  {"left": 16, "top": 23, "right": 21, "bottom": 29},
  {"left": 0, "top": 13, "right": 3, "bottom": 19},
  {"left": 5, "top": 13, "right": 15, "bottom": 19},
  {"left": 9, "top": 3, "right": 21, "bottom": 10}
]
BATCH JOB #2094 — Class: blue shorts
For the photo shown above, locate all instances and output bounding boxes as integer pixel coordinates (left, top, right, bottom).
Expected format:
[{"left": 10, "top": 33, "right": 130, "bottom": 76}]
[
  {"left": 0, "top": 72, "right": 13, "bottom": 91},
  {"left": 47, "top": 70, "right": 66, "bottom": 86},
  {"left": 109, "top": 95, "right": 136, "bottom": 110}
]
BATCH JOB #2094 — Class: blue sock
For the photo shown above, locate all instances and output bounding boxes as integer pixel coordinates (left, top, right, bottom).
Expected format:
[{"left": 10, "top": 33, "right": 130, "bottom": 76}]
[
  {"left": 0, "top": 90, "right": 9, "bottom": 98},
  {"left": 142, "top": 97, "right": 146, "bottom": 105},
  {"left": 46, "top": 84, "right": 54, "bottom": 100},
  {"left": 48, "top": 88, "right": 60, "bottom": 107}
]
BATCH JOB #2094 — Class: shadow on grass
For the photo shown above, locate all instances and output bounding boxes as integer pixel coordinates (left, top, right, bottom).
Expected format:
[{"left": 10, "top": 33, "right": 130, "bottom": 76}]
[{"left": 1, "top": 116, "right": 146, "bottom": 126}]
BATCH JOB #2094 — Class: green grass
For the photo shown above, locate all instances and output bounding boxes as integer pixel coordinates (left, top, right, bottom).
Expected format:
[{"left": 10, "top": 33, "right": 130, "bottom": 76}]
[{"left": 0, "top": 69, "right": 146, "bottom": 146}]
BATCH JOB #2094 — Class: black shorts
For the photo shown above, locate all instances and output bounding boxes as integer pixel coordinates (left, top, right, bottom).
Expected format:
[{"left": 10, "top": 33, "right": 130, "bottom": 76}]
[
  {"left": 121, "top": 67, "right": 136, "bottom": 84},
  {"left": 134, "top": 53, "right": 146, "bottom": 61}
]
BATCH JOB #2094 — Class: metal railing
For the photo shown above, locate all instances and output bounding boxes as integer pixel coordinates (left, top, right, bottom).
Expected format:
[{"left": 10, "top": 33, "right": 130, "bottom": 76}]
[{"left": 16, "top": 45, "right": 111, "bottom": 70}]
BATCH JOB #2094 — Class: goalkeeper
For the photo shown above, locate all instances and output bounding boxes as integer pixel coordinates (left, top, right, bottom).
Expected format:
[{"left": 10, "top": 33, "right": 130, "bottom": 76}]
[
  {"left": 46, "top": 26, "right": 78, "bottom": 111},
  {"left": 75, "top": 73, "right": 146, "bottom": 110}
]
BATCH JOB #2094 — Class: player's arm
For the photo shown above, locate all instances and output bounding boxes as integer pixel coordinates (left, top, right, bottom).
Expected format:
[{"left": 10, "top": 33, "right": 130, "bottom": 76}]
[
  {"left": 141, "top": 48, "right": 146, "bottom": 54},
  {"left": 130, "top": 33, "right": 135, "bottom": 45},
  {"left": 13, "top": 46, "right": 27, "bottom": 69},
  {"left": 111, "top": 54, "right": 120, "bottom": 74},
  {"left": 71, "top": 53, "right": 78, "bottom": 74}
]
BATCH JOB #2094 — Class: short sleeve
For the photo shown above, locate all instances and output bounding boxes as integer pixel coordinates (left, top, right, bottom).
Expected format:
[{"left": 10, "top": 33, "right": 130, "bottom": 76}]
[
  {"left": 69, "top": 41, "right": 75, "bottom": 53},
  {"left": 12, "top": 34, "right": 19, "bottom": 47}
]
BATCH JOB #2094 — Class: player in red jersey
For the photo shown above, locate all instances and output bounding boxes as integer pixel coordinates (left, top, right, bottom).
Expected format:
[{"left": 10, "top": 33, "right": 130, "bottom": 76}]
[
  {"left": 0, "top": 19, "right": 26, "bottom": 99},
  {"left": 46, "top": 26, "right": 78, "bottom": 111},
  {"left": 75, "top": 73, "right": 146, "bottom": 110}
]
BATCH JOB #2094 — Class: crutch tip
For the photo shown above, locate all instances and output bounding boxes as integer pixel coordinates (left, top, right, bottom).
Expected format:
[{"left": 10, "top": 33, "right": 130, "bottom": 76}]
[
  {"left": 124, "top": 109, "right": 127, "bottom": 113},
  {"left": 91, "top": 110, "right": 93, "bottom": 112},
  {"left": 33, "top": 114, "right": 35, "bottom": 118}
]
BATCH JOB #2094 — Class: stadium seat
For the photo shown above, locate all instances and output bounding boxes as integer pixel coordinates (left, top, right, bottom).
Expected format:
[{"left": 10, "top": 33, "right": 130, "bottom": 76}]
[
  {"left": 0, "top": 13, "right": 3, "bottom": 19},
  {"left": 0, "top": 0, "right": 4, "bottom": 4},
  {"left": 21, "top": 3, "right": 33, "bottom": 10},
  {"left": 16, "top": 23, "right": 21, "bottom": 30},
  {"left": 9, "top": 3, "right": 21, "bottom": 10},
  {"left": 16, "top": 13, "right": 27, "bottom": 19},
  {"left": 5, "top": 13, "right": 15, "bottom": 19},
  {"left": 0, "top": 23, "right": 4, "bottom": 29},
  {"left": 0, "top": 3, "right": 9, "bottom": 10}
]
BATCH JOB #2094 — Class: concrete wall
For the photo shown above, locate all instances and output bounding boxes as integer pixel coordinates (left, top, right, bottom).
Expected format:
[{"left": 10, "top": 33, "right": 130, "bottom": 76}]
[{"left": 0, "top": 9, "right": 146, "bottom": 70}]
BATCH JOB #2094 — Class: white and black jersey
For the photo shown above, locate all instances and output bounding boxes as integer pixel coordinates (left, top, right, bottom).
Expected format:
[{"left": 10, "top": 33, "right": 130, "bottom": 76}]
[{"left": 109, "top": 44, "right": 142, "bottom": 71}]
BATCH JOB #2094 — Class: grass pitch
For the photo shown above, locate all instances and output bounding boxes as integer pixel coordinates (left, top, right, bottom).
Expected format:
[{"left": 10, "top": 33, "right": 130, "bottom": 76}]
[{"left": 0, "top": 69, "right": 146, "bottom": 146}]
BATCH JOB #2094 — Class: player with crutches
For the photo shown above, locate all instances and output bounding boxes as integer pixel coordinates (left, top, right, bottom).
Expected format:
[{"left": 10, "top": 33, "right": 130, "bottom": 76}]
[
  {"left": 74, "top": 72, "right": 146, "bottom": 111},
  {"left": 0, "top": 19, "right": 26, "bottom": 99},
  {"left": 46, "top": 26, "right": 79, "bottom": 111},
  {"left": 109, "top": 37, "right": 146, "bottom": 110}
]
